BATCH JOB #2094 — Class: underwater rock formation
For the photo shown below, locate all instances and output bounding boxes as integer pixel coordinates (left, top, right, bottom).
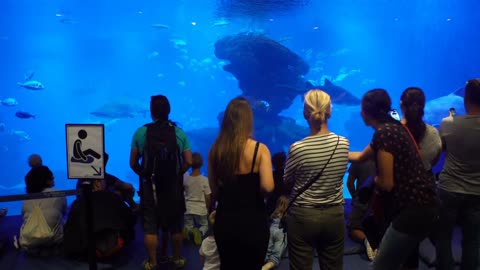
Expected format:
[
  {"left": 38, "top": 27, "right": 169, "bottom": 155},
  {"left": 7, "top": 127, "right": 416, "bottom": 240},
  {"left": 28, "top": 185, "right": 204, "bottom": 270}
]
[{"left": 215, "top": 32, "right": 310, "bottom": 116}]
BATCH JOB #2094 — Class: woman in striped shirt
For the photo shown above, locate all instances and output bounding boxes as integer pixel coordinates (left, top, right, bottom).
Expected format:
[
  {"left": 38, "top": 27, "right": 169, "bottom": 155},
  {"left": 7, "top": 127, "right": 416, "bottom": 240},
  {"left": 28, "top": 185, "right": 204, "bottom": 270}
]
[{"left": 284, "top": 89, "right": 350, "bottom": 270}]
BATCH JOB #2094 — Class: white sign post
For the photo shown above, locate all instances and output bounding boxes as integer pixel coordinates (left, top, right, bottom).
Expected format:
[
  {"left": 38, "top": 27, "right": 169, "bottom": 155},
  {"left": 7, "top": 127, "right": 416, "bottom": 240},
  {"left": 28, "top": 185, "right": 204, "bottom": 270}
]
[{"left": 66, "top": 124, "right": 105, "bottom": 179}]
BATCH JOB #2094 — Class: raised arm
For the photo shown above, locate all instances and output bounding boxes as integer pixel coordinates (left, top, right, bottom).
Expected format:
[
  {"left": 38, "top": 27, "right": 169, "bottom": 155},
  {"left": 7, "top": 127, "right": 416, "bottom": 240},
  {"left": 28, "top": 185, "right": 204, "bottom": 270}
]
[{"left": 349, "top": 144, "right": 374, "bottom": 162}]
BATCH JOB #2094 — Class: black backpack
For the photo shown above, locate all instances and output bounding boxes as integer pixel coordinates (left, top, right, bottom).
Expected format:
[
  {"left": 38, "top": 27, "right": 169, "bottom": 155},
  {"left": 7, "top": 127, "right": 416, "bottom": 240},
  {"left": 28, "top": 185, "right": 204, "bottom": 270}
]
[{"left": 142, "top": 121, "right": 182, "bottom": 196}]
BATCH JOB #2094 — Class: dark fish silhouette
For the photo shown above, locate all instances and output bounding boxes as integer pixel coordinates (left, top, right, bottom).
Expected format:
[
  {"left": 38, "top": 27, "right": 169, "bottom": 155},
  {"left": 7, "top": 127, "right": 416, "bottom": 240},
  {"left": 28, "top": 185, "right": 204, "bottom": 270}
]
[
  {"left": 15, "top": 111, "right": 35, "bottom": 119},
  {"left": 306, "top": 79, "right": 361, "bottom": 106}
]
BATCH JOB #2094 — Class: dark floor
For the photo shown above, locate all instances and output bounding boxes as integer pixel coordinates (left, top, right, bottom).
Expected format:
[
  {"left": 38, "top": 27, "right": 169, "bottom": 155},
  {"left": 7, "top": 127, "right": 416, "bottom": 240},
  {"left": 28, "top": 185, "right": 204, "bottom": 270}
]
[{"left": 0, "top": 202, "right": 460, "bottom": 270}]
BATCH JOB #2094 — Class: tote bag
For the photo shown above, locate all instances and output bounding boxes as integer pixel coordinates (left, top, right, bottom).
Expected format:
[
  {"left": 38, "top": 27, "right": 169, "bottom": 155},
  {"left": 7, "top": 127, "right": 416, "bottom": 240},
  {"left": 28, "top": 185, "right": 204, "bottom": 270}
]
[{"left": 20, "top": 205, "right": 54, "bottom": 248}]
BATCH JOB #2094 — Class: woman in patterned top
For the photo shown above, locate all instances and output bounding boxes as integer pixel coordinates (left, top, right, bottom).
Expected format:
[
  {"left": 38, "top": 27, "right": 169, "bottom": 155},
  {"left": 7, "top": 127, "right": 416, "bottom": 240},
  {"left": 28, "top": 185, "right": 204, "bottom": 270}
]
[{"left": 349, "top": 89, "right": 439, "bottom": 270}]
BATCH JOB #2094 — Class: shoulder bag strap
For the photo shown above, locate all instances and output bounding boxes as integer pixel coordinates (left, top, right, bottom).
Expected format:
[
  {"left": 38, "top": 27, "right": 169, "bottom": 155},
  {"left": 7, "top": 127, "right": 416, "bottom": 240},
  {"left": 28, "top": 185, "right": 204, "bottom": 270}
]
[
  {"left": 401, "top": 124, "right": 421, "bottom": 157},
  {"left": 287, "top": 135, "right": 341, "bottom": 209}
]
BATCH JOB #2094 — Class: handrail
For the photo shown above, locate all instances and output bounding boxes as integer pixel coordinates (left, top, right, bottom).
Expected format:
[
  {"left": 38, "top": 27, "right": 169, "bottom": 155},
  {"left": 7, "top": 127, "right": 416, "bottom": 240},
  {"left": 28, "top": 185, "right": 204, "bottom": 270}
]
[{"left": 0, "top": 189, "right": 79, "bottom": 203}]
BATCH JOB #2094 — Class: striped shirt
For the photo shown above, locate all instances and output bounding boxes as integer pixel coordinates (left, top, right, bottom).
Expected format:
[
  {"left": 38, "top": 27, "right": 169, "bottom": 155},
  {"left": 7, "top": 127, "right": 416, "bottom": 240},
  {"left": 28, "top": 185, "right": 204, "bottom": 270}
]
[{"left": 284, "top": 133, "right": 349, "bottom": 208}]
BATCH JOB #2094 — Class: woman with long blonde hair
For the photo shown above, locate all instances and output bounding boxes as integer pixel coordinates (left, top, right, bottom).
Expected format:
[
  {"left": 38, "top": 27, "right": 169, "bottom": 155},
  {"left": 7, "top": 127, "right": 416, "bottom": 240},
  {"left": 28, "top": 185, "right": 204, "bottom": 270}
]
[{"left": 208, "top": 97, "right": 274, "bottom": 270}]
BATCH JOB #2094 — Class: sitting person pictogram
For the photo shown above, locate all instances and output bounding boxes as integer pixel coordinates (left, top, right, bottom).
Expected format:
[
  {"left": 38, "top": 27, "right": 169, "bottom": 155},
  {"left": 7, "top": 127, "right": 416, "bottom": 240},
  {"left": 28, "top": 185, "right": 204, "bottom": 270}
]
[{"left": 71, "top": 129, "right": 101, "bottom": 163}]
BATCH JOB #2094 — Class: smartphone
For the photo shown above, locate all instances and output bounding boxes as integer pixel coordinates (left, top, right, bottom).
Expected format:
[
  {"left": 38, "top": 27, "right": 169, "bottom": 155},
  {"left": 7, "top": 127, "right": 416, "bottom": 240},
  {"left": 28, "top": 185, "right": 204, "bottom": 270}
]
[
  {"left": 389, "top": 109, "right": 401, "bottom": 121},
  {"left": 449, "top": 107, "right": 456, "bottom": 117}
]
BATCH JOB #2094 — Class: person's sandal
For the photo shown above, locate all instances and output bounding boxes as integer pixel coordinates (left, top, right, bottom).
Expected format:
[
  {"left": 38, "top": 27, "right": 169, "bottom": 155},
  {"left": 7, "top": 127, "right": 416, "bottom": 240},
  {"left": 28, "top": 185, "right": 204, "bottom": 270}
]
[
  {"left": 364, "top": 238, "right": 376, "bottom": 261},
  {"left": 142, "top": 260, "right": 158, "bottom": 270},
  {"left": 172, "top": 256, "right": 186, "bottom": 268}
]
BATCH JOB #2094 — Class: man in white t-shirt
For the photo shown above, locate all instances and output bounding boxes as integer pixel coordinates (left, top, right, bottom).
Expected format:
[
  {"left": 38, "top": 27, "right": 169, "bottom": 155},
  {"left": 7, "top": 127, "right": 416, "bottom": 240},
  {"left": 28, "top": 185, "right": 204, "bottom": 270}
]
[{"left": 183, "top": 152, "right": 211, "bottom": 245}]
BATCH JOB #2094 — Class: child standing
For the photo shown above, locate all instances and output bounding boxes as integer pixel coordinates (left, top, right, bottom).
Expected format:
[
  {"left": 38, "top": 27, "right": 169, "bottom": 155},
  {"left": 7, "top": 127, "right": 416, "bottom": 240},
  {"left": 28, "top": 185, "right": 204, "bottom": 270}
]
[
  {"left": 199, "top": 211, "right": 220, "bottom": 270},
  {"left": 262, "top": 196, "right": 289, "bottom": 270},
  {"left": 183, "top": 152, "right": 211, "bottom": 245}
]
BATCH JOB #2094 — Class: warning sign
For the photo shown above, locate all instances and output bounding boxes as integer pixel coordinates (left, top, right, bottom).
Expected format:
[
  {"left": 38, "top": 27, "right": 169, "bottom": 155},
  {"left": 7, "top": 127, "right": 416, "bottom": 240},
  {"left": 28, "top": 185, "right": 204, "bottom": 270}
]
[{"left": 66, "top": 124, "right": 105, "bottom": 179}]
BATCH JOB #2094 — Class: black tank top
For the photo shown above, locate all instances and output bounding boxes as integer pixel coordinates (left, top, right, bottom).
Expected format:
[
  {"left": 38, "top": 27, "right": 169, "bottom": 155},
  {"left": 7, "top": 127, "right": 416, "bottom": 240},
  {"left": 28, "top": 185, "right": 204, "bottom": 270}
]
[{"left": 217, "top": 142, "right": 265, "bottom": 213}]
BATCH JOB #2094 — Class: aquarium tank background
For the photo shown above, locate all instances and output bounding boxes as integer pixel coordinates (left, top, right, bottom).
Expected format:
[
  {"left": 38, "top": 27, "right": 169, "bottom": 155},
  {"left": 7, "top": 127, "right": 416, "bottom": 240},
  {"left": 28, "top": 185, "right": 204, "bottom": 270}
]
[{"left": 1, "top": 0, "right": 478, "bottom": 215}]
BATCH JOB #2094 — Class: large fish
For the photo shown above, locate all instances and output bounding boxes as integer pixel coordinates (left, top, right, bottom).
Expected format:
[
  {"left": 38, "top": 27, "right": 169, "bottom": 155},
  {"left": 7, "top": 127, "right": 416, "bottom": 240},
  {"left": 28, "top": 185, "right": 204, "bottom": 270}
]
[
  {"left": 90, "top": 101, "right": 149, "bottom": 119},
  {"left": 1, "top": 98, "right": 18, "bottom": 106},
  {"left": 424, "top": 94, "right": 464, "bottom": 127},
  {"left": 305, "top": 79, "right": 361, "bottom": 106},
  {"left": 15, "top": 111, "right": 35, "bottom": 119},
  {"left": 9, "top": 129, "right": 31, "bottom": 141},
  {"left": 17, "top": 80, "right": 44, "bottom": 90}
]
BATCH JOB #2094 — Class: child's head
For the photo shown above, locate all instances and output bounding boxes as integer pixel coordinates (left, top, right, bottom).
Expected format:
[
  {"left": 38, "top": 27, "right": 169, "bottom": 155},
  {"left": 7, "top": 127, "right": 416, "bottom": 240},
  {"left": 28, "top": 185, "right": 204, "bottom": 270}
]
[
  {"left": 28, "top": 154, "right": 43, "bottom": 168},
  {"left": 25, "top": 165, "right": 54, "bottom": 193},
  {"left": 191, "top": 152, "right": 203, "bottom": 170},
  {"left": 271, "top": 196, "right": 290, "bottom": 219}
]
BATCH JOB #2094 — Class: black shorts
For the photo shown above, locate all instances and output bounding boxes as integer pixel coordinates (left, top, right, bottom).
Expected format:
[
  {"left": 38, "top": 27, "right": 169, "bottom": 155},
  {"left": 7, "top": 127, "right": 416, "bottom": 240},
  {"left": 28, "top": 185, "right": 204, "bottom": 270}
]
[
  {"left": 140, "top": 178, "right": 185, "bottom": 234},
  {"left": 347, "top": 196, "right": 370, "bottom": 231}
]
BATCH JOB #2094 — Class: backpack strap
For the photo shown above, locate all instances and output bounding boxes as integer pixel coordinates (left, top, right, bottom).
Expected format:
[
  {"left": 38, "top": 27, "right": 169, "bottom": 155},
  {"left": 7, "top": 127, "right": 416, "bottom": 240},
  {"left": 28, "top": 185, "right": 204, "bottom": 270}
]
[{"left": 250, "top": 142, "right": 260, "bottom": 174}]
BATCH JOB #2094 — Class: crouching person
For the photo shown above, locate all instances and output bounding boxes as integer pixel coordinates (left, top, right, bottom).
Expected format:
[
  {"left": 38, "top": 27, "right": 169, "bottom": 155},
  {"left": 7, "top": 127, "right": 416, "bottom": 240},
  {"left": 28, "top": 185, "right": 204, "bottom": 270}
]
[{"left": 64, "top": 178, "right": 136, "bottom": 259}]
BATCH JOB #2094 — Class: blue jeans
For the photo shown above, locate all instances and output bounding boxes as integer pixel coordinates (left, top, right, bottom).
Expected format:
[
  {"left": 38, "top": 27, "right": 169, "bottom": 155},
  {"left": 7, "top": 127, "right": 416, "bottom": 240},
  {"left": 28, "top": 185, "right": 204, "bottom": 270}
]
[
  {"left": 372, "top": 205, "right": 438, "bottom": 270},
  {"left": 265, "top": 219, "right": 287, "bottom": 266},
  {"left": 184, "top": 214, "right": 208, "bottom": 237},
  {"left": 372, "top": 224, "right": 424, "bottom": 270},
  {"left": 435, "top": 189, "right": 480, "bottom": 270}
]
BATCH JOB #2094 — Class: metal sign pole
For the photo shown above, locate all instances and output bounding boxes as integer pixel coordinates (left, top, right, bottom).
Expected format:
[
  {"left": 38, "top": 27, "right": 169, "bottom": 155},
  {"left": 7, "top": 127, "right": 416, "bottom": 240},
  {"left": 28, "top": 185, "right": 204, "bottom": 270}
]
[
  {"left": 82, "top": 181, "right": 97, "bottom": 270},
  {"left": 65, "top": 124, "right": 105, "bottom": 270}
]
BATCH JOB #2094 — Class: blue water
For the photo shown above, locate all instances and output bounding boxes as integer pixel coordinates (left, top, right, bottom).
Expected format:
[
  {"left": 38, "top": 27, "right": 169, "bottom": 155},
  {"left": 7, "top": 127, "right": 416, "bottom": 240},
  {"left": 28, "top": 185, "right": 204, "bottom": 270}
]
[{"left": 1, "top": 0, "right": 479, "bottom": 215}]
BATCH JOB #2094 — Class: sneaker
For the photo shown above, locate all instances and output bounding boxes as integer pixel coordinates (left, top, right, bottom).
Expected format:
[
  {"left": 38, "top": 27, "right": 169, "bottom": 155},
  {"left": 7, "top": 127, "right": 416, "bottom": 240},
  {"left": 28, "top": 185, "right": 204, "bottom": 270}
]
[
  {"left": 182, "top": 227, "right": 190, "bottom": 242},
  {"left": 13, "top": 235, "right": 19, "bottom": 250},
  {"left": 364, "top": 238, "right": 376, "bottom": 261},
  {"left": 142, "top": 260, "right": 158, "bottom": 270},
  {"left": 192, "top": 228, "right": 202, "bottom": 246},
  {"left": 172, "top": 256, "right": 186, "bottom": 269}
]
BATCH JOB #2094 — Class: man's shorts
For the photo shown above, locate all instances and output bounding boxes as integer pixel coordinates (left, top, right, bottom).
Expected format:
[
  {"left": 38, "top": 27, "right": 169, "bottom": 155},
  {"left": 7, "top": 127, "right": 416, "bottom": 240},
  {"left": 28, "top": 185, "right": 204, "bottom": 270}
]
[
  {"left": 140, "top": 179, "right": 185, "bottom": 235},
  {"left": 347, "top": 195, "right": 370, "bottom": 231}
]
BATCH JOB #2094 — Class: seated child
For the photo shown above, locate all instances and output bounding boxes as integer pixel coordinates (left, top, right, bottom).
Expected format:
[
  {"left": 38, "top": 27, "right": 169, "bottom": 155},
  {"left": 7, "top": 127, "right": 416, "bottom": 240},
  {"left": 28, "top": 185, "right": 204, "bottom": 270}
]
[
  {"left": 263, "top": 196, "right": 289, "bottom": 270},
  {"left": 183, "top": 152, "right": 211, "bottom": 245},
  {"left": 199, "top": 211, "right": 220, "bottom": 270},
  {"left": 346, "top": 159, "right": 377, "bottom": 261}
]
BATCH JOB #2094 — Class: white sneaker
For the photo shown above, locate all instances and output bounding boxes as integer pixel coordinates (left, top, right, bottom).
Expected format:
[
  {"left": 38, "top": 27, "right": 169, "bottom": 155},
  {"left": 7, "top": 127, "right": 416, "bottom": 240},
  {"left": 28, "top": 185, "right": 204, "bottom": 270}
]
[
  {"left": 364, "top": 238, "right": 376, "bottom": 261},
  {"left": 13, "top": 235, "right": 19, "bottom": 250}
]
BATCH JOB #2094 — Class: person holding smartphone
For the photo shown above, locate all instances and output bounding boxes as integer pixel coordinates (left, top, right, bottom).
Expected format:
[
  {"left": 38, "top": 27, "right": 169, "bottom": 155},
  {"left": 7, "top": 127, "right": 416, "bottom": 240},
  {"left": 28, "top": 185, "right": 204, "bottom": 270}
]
[{"left": 436, "top": 79, "right": 480, "bottom": 270}]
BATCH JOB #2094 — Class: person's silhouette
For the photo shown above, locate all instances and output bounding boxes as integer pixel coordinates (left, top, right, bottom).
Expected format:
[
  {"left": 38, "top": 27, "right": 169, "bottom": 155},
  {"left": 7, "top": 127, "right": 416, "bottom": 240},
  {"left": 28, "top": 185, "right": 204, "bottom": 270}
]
[{"left": 71, "top": 129, "right": 101, "bottom": 163}]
